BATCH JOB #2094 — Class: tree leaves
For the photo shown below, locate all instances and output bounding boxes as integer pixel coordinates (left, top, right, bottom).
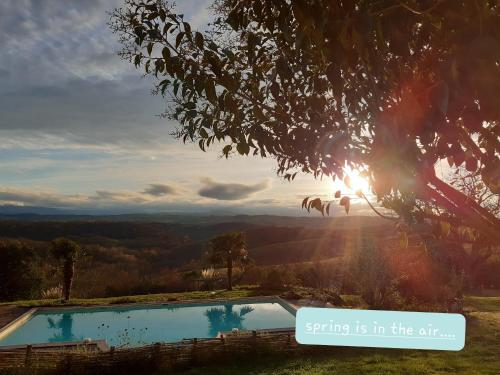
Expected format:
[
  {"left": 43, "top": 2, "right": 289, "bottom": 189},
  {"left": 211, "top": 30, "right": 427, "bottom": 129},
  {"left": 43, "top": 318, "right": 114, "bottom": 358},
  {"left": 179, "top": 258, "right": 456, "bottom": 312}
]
[
  {"left": 301, "top": 197, "right": 309, "bottom": 209},
  {"left": 222, "top": 144, "right": 232, "bottom": 158},
  {"left": 310, "top": 198, "right": 322, "bottom": 212},
  {"left": 339, "top": 196, "right": 350, "bottom": 214},
  {"left": 194, "top": 32, "right": 204, "bottom": 49},
  {"left": 236, "top": 142, "right": 250, "bottom": 155},
  {"left": 134, "top": 54, "right": 142, "bottom": 67},
  {"left": 428, "top": 81, "right": 449, "bottom": 116},
  {"left": 176, "top": 32, "right": 185, "bottom": 48},
  {"left": 226, "top": 8, "right": 240, "bottom": 31},
  {"left": 162, "top": 47, "right": 170, "bottom": 61},
  {"left": 326, "top": 62, "right": 342, "bottom": 97},
  {"left": 465, "top": 156, "right": 478, "bottom": 172},
  {"left": 199, "top": 127, "right": 209, "bottom": 139},
  {"left": 205, "top": 79, "right": 217, "bottom": 105},
  {"left": 270, "top": 81, "right": 280, "bottom": 98}
]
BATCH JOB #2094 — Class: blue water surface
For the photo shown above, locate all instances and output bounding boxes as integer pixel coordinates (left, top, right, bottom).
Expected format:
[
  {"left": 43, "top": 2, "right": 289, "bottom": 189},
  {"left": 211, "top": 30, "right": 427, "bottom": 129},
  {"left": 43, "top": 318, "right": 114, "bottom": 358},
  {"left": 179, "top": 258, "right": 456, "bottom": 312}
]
[{"left": 0, "top": 301, "right": 295, "bottom": 348}]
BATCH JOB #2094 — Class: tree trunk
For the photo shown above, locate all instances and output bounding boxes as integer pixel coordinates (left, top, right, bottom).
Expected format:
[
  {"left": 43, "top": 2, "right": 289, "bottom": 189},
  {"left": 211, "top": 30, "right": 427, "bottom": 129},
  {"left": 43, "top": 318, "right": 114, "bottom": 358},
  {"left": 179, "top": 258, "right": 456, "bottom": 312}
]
[
  {"left": 62, "top": 260, "right": 74, "bottom": 301},
  {"left": 227, "top": 258, "right": 233, "bottom": 291},
  {"left": 421, "top": 171, "right": 500, "bottom": 244}
]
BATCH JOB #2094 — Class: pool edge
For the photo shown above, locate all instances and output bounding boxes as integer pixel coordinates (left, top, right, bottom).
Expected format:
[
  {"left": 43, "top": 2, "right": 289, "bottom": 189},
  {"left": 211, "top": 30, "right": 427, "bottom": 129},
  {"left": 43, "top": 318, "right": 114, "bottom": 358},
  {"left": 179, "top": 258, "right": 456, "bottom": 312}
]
[
  {"left": 34, "top": 295, "right": 296, "bottom": 313},
  {"left": 0, "top": 308, "right": 37, "bottom": 342}
]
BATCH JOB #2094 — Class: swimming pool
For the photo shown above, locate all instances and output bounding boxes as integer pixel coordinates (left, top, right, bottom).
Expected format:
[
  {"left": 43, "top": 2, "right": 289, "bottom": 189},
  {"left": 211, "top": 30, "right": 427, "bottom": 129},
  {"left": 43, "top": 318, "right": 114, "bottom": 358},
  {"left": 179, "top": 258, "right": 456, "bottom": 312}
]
[{"left": 0, "top": 299, "right": 296, "bottom": 348}]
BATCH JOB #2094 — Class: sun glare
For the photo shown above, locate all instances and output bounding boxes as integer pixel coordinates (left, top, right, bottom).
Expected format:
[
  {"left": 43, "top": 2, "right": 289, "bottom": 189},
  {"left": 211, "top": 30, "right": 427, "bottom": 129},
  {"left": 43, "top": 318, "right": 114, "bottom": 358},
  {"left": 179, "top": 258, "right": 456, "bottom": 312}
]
[{"left": 331, "top": 168, "right": 371, "bottom": 196}]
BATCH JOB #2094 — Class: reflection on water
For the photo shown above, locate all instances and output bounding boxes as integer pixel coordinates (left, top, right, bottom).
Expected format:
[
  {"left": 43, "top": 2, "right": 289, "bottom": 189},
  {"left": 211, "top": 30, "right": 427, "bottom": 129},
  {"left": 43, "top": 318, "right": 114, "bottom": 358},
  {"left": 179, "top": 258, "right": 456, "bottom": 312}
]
[
  {"left": 204, "top": 304, "right": 254, "bottom": 337},
  {"left": 47, "top": 314, "right": 82, "bottom": 343}
]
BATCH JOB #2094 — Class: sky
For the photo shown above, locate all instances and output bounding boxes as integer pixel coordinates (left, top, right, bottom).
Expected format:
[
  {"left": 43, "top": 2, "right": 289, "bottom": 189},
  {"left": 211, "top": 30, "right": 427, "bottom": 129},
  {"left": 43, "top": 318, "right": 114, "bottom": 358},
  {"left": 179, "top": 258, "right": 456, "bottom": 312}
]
[{"left": 0, "top": 0, "right": 372, "bottom": 216}]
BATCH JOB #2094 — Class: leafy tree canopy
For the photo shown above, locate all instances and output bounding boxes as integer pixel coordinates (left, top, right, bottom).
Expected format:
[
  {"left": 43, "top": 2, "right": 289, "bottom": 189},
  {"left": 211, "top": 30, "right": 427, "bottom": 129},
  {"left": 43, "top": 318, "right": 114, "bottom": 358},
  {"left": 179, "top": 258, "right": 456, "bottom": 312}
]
[
  {"left": 50, "top": 238, "right": 81, "bottom": 262},
  {"left": 110, "top": 0, "right": 500, "bottom": 243},
  {"left": 209, "top": 231, "right": 248, "bottom": 266}
]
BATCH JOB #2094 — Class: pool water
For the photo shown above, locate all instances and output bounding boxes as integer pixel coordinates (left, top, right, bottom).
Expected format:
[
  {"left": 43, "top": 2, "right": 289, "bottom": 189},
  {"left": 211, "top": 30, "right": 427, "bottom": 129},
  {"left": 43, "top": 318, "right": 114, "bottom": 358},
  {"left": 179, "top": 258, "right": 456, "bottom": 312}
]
[{"left": 0, "top": 301, "right": 295, "bottom": 348}]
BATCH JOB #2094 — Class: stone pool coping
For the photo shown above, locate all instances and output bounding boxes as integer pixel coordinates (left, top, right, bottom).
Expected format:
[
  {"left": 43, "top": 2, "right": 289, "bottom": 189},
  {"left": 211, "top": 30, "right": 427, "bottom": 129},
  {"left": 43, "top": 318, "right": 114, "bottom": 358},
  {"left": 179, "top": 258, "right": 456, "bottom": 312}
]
[
  {"left": 0, "top": 295, "right": 297, "bottom": 350},
  {"left": 32, "top": 295, "right": 297, "bottom": 314},
  {"left": 0, "top": 339, "right": 109, "bottom": 352},
  {"left": 0, "top": 308, "right": 37, "bottom": 343}
]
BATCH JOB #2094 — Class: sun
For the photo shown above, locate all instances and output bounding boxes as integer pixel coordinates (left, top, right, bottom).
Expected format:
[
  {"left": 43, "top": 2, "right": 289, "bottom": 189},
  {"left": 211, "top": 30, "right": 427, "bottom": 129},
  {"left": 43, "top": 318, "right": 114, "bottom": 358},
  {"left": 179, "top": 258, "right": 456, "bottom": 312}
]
[
  {"left": 331, "top": 168, "right": 371, "bottom": 196},
  {"left": 348, "top": 172, "right": 370, "bottom": 193}
]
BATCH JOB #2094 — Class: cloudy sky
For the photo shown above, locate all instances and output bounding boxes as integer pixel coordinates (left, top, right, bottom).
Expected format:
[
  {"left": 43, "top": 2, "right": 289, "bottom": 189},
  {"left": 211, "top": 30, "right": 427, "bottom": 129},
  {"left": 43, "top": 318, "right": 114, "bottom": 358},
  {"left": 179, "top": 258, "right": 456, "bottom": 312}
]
[{"left": 0, "top": 0, "right": 372, "bottom": 216}]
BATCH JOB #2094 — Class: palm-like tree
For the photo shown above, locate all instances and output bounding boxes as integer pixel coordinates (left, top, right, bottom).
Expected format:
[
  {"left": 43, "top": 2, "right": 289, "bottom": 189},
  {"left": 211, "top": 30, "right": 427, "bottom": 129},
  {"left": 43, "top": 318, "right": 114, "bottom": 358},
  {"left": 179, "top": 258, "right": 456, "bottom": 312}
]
[
  {"left": 208, "top": 232, "right": 249, "bottom": 291},
  {"left": 204, "top": 305, "right": 254, "bottom": 337},
  {"left": 50, "top": 238, "right": 82, "bottom": 301}
]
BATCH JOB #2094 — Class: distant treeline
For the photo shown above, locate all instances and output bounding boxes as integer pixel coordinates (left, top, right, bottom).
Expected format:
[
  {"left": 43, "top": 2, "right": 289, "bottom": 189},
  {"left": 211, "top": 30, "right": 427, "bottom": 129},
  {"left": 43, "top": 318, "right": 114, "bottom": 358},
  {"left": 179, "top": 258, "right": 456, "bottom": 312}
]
[
  {"left": 1, "top": 218, "right": 498, "bottom": 305},
  {"left": 0, "top": 218, "right": 390, "bottom": 301},
  {"left": 0, "top": 219, "right": 389, "bottom": 267}
]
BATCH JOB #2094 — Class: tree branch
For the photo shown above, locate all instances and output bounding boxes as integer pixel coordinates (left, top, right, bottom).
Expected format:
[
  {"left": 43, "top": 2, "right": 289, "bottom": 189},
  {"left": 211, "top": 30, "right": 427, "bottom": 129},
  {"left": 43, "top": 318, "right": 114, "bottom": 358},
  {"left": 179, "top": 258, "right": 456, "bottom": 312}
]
[{"left": 361, "top": 192, "right": 398, "bottom": 221}]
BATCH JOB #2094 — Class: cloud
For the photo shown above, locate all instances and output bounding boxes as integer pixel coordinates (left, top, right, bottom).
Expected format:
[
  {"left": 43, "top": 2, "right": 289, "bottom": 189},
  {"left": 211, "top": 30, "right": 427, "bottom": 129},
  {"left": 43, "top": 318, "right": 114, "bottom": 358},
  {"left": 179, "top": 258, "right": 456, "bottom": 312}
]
[
  {"left": 0, "top": 1, "right": 230, "bottom": 151},
  {"left": 198, "top": 178, "right": 269, "bottom": 201},
  {"left": 90, "top": 190, "right": 149, "bottom": 204},
  {"left": 0, "top": 185, "right": 292, "bottom": 215},
  {"left": 0, "top": 0, "right": 125, "bottom": 83},
  {"left": 0, "top": 184, "right": 179, "bottom": 209},
  {"left": 0, "top": 0, "right": 171, "bottom": 149},
  {"left": 176, "top": 0, "right": 213, "bottom": 29},
  {"left": 0, "top": 78, "right": 170, "bottom": 147},
  {"left": 143, "top": 184, "right": 179, "bottom": 197},
  {"left": 0, "top": 189, "right": 86, "bottom": 208}
]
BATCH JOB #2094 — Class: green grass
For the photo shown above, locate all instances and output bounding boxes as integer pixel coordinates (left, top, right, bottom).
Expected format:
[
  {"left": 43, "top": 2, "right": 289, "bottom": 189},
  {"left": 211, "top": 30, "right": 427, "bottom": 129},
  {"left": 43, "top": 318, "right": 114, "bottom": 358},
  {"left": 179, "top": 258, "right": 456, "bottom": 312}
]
[
  {"left": 0, "top": 286, "right": 279, "bottom": 308},
  {"left": 464, "top": 296, "right": 500, "bottom": 312},
  {"left": 176, "top": 296, "right": 500, "bottom": 375}
]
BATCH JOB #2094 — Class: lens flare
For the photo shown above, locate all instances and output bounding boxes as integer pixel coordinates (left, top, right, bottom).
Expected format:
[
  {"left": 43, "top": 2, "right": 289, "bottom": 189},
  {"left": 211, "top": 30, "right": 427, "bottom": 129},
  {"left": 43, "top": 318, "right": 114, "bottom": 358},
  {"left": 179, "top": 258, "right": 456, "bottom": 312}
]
[{"left": 331, "top": 169, "right": 370, "bottom": 195}]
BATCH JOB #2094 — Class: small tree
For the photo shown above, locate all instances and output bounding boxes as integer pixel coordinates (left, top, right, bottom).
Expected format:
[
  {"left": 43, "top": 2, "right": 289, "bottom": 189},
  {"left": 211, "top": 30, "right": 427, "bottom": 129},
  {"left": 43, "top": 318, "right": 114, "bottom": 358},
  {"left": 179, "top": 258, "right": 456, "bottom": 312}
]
[
  {"left": 348, "top": 240, "right": 400, "bottom": 309},
  {"left": 208, "top": 232, "right": 248, "bottom": 291},
  {"left": 50, "top": 238, "right": 82, "bottom": 301}
]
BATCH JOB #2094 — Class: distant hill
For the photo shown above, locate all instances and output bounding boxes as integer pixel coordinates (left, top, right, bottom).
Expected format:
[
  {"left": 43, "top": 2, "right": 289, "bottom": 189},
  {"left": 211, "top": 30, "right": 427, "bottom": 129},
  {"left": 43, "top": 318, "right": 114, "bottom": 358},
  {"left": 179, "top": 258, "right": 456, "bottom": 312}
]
[
  {"left": 0, "top": 205, "right": 70, "bottom": 215},
  {"left": 0, "top": 207, "right": 385, "bottom": 227},
  {"left": 0, "top": 215, "right": 392, "bottom": 268}
]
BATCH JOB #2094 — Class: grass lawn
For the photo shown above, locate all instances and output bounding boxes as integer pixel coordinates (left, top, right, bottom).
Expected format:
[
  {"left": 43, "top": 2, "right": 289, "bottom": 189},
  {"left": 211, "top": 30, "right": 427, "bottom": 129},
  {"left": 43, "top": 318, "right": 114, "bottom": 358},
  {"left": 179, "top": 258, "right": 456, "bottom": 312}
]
[
  {"left": 177, "top": 296, "right": 500, "bottom": 375},
  {"left": 0, "top": 286, "right": 278, "bottom": 308}
]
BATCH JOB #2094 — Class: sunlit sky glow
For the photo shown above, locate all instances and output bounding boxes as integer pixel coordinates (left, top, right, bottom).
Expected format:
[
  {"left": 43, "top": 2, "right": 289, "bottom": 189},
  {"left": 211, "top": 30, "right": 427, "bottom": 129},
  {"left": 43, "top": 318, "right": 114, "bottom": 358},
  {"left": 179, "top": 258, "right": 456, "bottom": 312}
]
[{"left": 0, "top": 0, "right": 374, "bottom": 216}]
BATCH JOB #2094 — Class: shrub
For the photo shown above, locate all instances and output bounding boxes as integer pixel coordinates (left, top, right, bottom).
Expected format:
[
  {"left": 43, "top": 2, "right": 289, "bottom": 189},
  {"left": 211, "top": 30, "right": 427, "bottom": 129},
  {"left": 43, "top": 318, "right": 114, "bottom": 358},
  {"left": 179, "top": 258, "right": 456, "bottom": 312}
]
[
  {"left": 348, "top": 240, "right": 403, "bottom": 310},
  {"left": 0, "top": 240, "right": 44, "bottom": 301},
  {"left": 295, "top": 260, "right": 343, "bottom": 290},
  {"left": 41, "top": 285, "right": 63, "bottom": 299},
  {"left": 260, "top": 267, "right": 296, "bottom": 290}
]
